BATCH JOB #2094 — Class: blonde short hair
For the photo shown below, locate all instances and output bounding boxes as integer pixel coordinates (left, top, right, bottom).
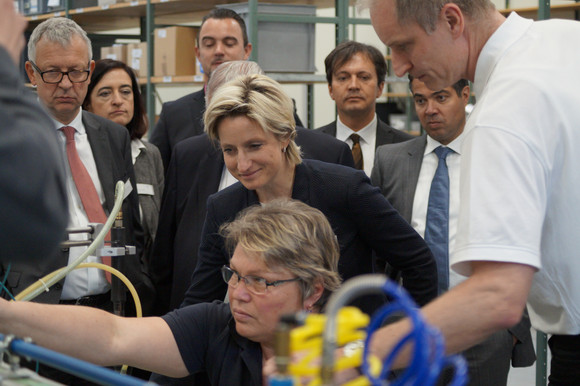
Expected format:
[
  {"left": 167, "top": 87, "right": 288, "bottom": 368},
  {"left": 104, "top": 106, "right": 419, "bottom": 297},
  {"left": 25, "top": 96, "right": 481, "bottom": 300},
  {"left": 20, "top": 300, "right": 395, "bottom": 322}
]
[
  {"left": 221, "top": 199, "right": 341, "bottom": 309},
  {"left": 204, "top": 74, "right": 302, "bottom": 166}
]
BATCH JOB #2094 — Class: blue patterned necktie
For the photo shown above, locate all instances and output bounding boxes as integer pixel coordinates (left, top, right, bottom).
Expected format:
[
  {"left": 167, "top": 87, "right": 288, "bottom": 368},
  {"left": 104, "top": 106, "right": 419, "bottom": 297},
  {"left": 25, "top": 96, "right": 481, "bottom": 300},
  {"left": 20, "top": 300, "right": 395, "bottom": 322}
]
[{"left": 424, "top": 146, "right": 453, "bottom": 294}]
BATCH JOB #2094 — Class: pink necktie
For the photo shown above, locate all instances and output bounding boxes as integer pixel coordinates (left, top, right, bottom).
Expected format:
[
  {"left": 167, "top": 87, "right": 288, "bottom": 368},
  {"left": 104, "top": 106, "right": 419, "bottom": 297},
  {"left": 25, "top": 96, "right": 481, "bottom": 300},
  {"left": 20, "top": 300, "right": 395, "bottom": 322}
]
[{"left": 61, "top": 126, "right": 112, "bottom": 282}]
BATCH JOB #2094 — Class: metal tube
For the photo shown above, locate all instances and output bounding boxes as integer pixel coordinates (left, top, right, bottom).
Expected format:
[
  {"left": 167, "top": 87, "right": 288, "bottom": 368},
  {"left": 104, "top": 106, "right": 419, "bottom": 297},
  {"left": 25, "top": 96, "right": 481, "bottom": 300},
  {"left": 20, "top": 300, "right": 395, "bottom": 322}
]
[
  {"left": 65, "top": 227, "right": 95, "bottom": 235},
  {"left": 320, "top": 274, "right": 387, "bottom": 385},
  {"left": 60, "top": 240, "right": 93, "bottom": 248},
  {"left": 3, "top": 334, "right": 152, "bottom": 386}
]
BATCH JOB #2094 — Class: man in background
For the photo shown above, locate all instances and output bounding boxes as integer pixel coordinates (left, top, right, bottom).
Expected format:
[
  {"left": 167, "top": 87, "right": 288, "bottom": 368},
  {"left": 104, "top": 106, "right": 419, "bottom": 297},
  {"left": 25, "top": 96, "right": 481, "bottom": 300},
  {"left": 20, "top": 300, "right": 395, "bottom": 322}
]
[
  {"left": 149, "top": 8, "right": 252, "bottom": 170},
  {"left": 372, "top": 77, "right": 535, "bottom": 384},
  {"left": 316, "top": 40, "right": 412, "bottom": 176}
]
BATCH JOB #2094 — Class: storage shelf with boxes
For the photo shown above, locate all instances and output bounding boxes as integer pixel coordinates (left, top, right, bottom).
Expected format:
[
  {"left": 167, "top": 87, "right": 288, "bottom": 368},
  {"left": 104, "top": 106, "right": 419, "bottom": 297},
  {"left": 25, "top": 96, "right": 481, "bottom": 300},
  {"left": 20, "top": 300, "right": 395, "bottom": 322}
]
[{"left": 153, "top": 26, "right": 202, "bottom": 79}]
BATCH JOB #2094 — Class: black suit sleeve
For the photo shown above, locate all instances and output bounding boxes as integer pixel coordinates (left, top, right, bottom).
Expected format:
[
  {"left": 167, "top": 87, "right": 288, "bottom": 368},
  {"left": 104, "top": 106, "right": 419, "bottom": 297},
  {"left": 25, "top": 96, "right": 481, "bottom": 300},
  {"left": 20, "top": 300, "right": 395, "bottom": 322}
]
[
  {"left": 0, "top": 47, "right": 68, "bottom": 265},
  {"left": 180, "top": 194, "right": 230, "bottom": 307},
  {"left": 149, "top": 105, "right": 171, "bottom": 171},
  {"left": 337, "top": 142, "right": 355, "bottom": 168},
  {"left": 149, "top": 151, "right": 180, "bottom": 315},
  {"left": 341, "top": 171, "right": 437, "bottom": 306}
]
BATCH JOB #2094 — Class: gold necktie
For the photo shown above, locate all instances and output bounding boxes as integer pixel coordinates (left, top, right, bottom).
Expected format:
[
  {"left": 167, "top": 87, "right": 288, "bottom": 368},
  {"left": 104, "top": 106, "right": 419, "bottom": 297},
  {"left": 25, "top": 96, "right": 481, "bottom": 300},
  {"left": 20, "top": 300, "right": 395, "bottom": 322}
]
[{"left": 349, "top": 133, "right": 363, "bottom": 170}]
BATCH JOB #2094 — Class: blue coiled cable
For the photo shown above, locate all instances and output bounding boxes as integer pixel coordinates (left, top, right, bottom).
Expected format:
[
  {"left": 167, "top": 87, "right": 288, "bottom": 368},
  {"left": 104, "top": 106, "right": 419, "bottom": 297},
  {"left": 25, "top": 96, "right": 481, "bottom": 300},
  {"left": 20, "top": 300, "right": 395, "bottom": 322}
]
[{"left": 361, "top": 279, "right": 468, "bottom": 386}]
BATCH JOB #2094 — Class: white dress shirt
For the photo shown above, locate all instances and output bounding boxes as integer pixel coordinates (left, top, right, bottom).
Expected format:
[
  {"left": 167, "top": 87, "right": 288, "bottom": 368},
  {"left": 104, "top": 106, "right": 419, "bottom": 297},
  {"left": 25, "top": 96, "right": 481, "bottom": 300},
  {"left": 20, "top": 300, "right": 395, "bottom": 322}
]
[
  {"left": 336, "top": 114, "right": 378, "bottom": 177},
  {"left": 54, "top": 109, "right": 110, "bottom": 299},
  {"left": 218, "top": 165, "right": 238, "bottom": 192},
  {"left": 410, "top": 134, "right": 467, "bottom": 289}
]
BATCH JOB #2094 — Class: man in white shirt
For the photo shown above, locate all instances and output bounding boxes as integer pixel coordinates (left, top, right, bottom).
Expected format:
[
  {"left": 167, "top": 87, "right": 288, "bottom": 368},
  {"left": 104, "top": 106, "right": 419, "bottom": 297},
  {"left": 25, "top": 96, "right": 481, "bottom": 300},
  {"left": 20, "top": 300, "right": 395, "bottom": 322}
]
[
  {"left": 20, "top": 17, "right": 152, "bottom": 314},
  {"left": 362, "top": 0, "right": 580, "bottom": 382},
  {"left": 372, "top": 77, "right": 535, "bottom": 385},
  {"left": 316, "top": 40, "right": 412, "bottom": 176}
]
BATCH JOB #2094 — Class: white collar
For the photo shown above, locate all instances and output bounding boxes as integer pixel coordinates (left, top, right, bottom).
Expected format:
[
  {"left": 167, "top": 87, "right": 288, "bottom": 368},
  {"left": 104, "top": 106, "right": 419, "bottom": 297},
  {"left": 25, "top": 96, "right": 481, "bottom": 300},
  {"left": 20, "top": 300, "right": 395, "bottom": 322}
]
[
  {"left": 424, "top": 132, "right": 464, "bottom": 156},
  {"left": 53, "top": 108, "right": 84, "bottom": 133},
  {"left": 131, "top": 138, "right": 146, "bottom": 164},
  {"left": 474, "top": 12, "right": 533, "bottom": 98},
  {"left": 336, "top": 114, "right": 378, "bottom": 144}
]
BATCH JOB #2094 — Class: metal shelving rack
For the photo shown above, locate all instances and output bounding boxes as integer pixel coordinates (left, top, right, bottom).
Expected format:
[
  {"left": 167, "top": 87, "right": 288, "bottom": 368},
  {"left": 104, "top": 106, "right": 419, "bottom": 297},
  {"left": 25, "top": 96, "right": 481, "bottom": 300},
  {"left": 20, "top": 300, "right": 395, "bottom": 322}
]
[
  {"left": 24, "top": 0, "right": 364, "bottom": 128},
  {"left": 24, "top": 0, "right": 580, "bottom": 129}
]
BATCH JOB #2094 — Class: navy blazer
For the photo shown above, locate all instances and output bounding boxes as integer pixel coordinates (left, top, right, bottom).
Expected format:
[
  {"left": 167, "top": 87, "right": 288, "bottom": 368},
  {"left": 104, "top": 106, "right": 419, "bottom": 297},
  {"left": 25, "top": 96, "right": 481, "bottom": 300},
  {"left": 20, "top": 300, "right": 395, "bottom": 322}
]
[
  {"left": 150, "top": 130, "right": 355, "bottom": 314},
  {"left": 315, "top": 117, "right": 414, "bottom": 148},
  {"left": 182, "top": 159, "right": 437, "bottom": 312},
  {"left": 149, "top": 89, "right": 206, "bottom": 170},
  {"left": 4, "top": 112, "right": 154, "bottom": 313}
]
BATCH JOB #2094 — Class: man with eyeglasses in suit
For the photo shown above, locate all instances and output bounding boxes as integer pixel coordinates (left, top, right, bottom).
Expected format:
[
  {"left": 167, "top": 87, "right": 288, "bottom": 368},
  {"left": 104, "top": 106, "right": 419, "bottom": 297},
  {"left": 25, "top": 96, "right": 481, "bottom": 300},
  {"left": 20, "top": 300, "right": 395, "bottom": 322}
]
[{"left": 20, "top": 17, "right": 153, "bottom": 316}]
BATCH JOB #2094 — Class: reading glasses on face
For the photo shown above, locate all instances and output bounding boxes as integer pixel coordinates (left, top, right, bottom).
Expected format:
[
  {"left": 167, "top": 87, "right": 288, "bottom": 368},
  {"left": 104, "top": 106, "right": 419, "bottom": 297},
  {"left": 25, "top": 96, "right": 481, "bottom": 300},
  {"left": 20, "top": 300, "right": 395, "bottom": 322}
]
[
  {"left": 30, "top": 61, "right": 90, "bottom": 84},
  {"left": 221, "top": 265, "right": 300, "bottom": 295}
]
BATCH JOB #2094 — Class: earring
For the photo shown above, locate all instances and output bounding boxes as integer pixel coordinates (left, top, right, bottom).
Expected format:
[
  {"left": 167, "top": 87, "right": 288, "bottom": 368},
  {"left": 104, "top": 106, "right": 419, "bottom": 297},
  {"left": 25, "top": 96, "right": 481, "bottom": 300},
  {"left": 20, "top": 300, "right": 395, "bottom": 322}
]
[{"left": 282, "top": 147, "right": 287, "bottom": 153}]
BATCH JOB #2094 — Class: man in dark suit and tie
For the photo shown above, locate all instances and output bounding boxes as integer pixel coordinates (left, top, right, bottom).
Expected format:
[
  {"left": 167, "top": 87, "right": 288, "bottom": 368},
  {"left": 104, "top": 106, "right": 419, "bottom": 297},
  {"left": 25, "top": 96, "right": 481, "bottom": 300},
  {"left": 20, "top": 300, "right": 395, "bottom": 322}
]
[
  {"left": 17, "top": 17, "right": 153, "bottom": 315},
  {"left": 316, "top": 40, "right": 413, "bottom": 176},
  {"left": 149, "top": 8, "right": 252, "bottom": 170},
  {"left": 149, "top": 61, "right": 355, "bottom": 316},
  {"left": 371, "top": 76, "right": 535, "bottom": 385}
]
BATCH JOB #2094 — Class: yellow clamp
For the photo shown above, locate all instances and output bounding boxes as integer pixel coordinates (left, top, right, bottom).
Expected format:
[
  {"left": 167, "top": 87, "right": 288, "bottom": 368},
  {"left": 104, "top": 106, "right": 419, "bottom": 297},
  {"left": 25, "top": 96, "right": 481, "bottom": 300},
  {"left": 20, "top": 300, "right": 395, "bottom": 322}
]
[{"left": 288, "top": 307, "right": 380, "bottom": 385}]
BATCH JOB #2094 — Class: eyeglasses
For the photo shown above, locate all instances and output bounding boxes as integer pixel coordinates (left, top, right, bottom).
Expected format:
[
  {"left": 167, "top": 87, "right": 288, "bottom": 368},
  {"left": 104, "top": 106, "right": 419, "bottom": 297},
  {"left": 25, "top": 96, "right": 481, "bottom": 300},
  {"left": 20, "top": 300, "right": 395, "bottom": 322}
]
[
  {"left": 221, "top": 265, "right": 300, "bottom": 295},
  {"left": 29, "top": 61, "right": 90, "bottom": 84}
]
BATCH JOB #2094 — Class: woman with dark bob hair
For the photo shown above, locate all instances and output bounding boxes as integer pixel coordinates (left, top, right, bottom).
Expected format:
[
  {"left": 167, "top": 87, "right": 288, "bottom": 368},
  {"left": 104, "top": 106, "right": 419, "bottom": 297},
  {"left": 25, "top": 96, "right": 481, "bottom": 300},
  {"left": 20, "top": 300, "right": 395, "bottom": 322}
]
[
  {"left": 0, "top": 199, "right": 341, "bottom": 384},
  {"left": 83, "top": 59, "right": 164, "bottom": 263}
]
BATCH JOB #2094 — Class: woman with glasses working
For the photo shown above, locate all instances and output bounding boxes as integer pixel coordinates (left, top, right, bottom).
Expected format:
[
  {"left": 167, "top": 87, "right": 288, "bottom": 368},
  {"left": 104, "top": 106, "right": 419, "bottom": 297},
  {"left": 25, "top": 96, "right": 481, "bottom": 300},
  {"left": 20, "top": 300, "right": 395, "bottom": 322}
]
[{"left": 0, "top": 199, "right": 341, "bottom": 384}]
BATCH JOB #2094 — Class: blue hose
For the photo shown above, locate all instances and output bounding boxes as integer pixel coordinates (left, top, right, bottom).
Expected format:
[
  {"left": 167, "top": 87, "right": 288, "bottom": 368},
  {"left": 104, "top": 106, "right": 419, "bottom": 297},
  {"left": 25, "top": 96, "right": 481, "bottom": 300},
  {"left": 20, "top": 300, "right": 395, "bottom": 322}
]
[
  {"left": 361, "top": 280, "right": 468, "bottom": 386},
  {"left": 1, "top": 334, "right": 153, "bottom": 386}
]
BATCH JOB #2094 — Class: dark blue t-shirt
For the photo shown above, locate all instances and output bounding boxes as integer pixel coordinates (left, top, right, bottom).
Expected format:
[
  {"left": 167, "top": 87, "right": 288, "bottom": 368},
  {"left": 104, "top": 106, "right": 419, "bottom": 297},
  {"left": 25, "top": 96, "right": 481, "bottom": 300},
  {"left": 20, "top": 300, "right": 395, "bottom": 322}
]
[{"left": 161, "top": 301, "right": 263, "bottom": 385}]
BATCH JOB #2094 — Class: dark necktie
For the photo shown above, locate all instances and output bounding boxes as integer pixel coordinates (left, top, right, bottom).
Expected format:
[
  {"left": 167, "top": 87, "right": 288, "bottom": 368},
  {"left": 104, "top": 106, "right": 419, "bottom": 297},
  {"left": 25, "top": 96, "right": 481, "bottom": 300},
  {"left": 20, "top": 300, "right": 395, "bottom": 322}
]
[
  {"left": 349, "top": 133, "right": 364, "bottom": 170},
  {"left": 424, "top": 146, "right": 453, "bottom": 294},
  {"left": 61, "top": 126, "right": 112, "bottom": 282}
]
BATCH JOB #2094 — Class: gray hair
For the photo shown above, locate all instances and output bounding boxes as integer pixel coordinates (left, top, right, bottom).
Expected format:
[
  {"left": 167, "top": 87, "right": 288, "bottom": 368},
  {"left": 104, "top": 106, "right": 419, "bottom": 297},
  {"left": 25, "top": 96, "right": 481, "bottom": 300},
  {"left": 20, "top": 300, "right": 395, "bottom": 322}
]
[
  {"left": 206, "top": 60, "right": 264, "bottom": 104},
  {"left": 28, "top": 17, "right": 92, "bottom": 62},
  {"left": 221, "top": 199, "right": 342, "bottom": 310},
  {"left": 358, "top": 0, "right": 494, "bottom": 33}
]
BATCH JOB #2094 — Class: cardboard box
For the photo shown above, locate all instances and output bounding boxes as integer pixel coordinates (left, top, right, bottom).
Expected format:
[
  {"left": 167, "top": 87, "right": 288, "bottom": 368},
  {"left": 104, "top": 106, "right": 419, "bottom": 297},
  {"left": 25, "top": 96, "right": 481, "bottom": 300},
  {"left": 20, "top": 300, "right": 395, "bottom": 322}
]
[
  {"left": 100, "top": 44, "right": 128, "bottom": 63},
  {"left": 154, "top": 26, "right": 198, "bottom": 77},
  {"left": 127, "top": 42, "right": 148, "bottom": 77}
]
